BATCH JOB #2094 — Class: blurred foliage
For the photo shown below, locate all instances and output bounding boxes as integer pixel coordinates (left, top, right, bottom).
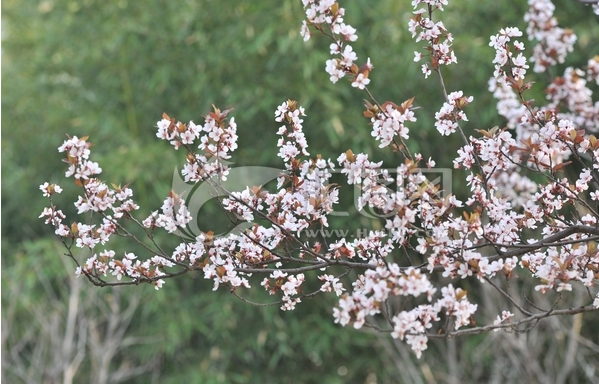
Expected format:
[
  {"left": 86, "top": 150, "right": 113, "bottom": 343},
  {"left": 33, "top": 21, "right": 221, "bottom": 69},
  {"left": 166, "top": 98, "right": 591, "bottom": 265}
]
[{"left": 2, "top": 0, "right": 598, "bottom": 383}]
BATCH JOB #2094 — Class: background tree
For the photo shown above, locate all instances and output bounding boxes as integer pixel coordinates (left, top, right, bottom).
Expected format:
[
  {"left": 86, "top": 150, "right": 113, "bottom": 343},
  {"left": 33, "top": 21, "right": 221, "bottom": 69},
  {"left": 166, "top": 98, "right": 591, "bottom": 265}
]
[{"left": 3, "top": 0, "right": 599, "bottom": 383}]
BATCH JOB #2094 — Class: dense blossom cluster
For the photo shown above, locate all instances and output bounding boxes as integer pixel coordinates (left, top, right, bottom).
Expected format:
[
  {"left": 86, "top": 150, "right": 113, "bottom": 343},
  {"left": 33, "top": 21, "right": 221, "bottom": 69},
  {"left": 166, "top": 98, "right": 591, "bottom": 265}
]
[
  {"left": 324, "top": 231, "right": 480, "bottom": 356},
  {"left": 546, "top": 66, "right": 599, "bottom": 132},
  {"left": 156, "top": 108, "right": 238, "bottom": 183},
  {"left": 41, "top": 0, "right": 599, "bottom": 357},
  {"left": 40, "top": 136, "right": 176, "bottom": 289},
  {"left": 434, "top": 91, "right": 473, "bottom": 136},
  {"left": 301, "top": 0, "right": 372, "bottom": 89},
  {"left": 143, "top": 191, "right": 192, "bottom": 234},
  {"left": 522, "top": 0, "right": 599, "bottom": 134},
  {"left": 524, "top": 0, "right": 576, "bottom": 73},
  {"left": 489, "top": 27, "right": 529, "bottom": 83},
  {"left": 300, "top": 0, "right": 357, "bottom": 43},
  {"left": 366, "top": 100, "right": 417, "bottom": 148},
  {"left": 488, "top": 77, "right": 528, "bottom": 130},
  {"left": 409, "top": 0, "right": 456, "bottom": 78}
]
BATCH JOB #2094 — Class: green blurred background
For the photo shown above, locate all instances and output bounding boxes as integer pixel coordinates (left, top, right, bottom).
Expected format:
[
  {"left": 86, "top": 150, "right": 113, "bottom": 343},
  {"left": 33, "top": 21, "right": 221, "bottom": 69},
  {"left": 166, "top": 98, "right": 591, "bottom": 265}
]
[{"left": 2, "top": 0, "right": 598, "bottom": 383}]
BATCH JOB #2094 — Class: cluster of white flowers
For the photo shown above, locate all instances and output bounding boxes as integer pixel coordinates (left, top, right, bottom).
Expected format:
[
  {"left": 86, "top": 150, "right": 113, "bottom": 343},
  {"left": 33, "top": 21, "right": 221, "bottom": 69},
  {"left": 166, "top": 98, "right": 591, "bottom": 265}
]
[
  {"left": 369, "top": 101, "right": 417, "bottom": 148},
  {"left": 143, "top": 192, "right": 192, "bottom": 234},
  {"left": 301, "top": 0, "right": 373, "bottom": 89},
  {"left": 410, "top": 0, "right": 456, "bottom": 78},
  {"left": 319, "top": 274, "right": 346, "bottom": 296},
  {"left": 493, "top": 310, "right": 515, "bottom": 331},
  {"left": 156, "top": 116, "right": 201, "bottom": 149},
  {"left": 434, "top": 91, "right": 473, "bottom": 136},
  {"left": 300, "top": 0, "right": 357, "bottom": 42},
  {"left": 42, "top": 136, "right": 176, "bottom": 288},
  {"left": 261, "top": 271, "right": 306, "bottom": 310},
  {"left": 41, "top": 0, "right": 599, "bottom": 359},
  {"left": 337, "top": 151, "right": 382, "bottom": 185},
  {"left": 489, "top": 27, "right": 529, "bottom": 82},
  {"left": 157, "top": 109, "right": 238, "bottom": 183},
  {"left": 58, "top": 135, "right": 102, "bottom": 179},
  {"left": 524, "top": 0, "right": 576, "bottom": 73},
  {"left": 333, "top": 263, "right": 478, "bottom": 358},
  {"left": 546, "top": 67, "right": 599, "bottom": 132},
  {"left": 488, "top": 77, "right": 528, "bottom": 130},
  {"left": 274, "top": 101, "right": 310, "bottom": 162}
]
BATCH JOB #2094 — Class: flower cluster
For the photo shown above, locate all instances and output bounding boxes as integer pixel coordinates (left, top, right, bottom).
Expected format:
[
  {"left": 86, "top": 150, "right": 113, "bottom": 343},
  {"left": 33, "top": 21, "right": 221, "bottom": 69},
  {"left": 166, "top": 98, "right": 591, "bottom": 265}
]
[
  {"left": 333, "top": 263, "right": 478, "bottom": 358},
  {"left": 364, "top": 99, "right": 417, "bottom": 148},
  {"left": 58, "top": 135, "right": 101, "bottom": 179},
  {"left": 546, "top": 67, "right": 599, "bottom": 132},
  {"left": 274, "top": 100, "right": 310, "bottom": 164},
  {"left": 48, "top": 136, "right": 140, "bottom": 247},
  {"left": 489, "top": 27, "right": 529, "bottom": 82},
  {"left": 301, "top": 0, "right": 372, "bottom": 89},
  {"left": 156, "top": 114, "right": 201, "bottom": 149},
  {"left": 76, "top": 250, "right": 171, "bottom": 290},
  {"left": 319, "top": 274, "right": 346, "bottom": 296},
  {"left": 434, "top": 91, "right": 473, "bottom": 136},
  {"left": 202, "top": 236, "right": 252, "bottom": 291},
  {"left": 333, "top": 266, "right": 437, "bottom": 329},
  {"left": 40, "top": 0, "right": 599, "bottom": 359},
  {"left": 524, "top": 0, "right": 576, "bottom": 73},
  {"left": 143, "top": 190, "right": 192, "bottom": 234},
  {"left": 448, "top": 109, "right": 599, "bottom": 298},
  {"left": 157, "top": 107, "right": 239, "bottom": 183},
  {"left": 300, "top": 0, "right": 357, "bottom": 43},
  {"left": 39, "top": 183, "right": 69, "bottom": 237},
  {"left": 493, "top": 310, "right": 515, "bottom": 331},
  {"left": 524, "top": 240, "right": 599, "bottom": 294},
  {"left": 337, "top": 150, "right": 382, "bottom": 185},
  {"left": 384, "top": 285, "right": 476, "bottom": 358},
  {"left": 261, "top": 271, "right": 306, "bottom": 310},
  {"left": 40, "top": 137, "right": 184, "bottom": 288},
  {"left": 488, "top": 76, "right": 528, "bottom": 130},
  {"left": 409, "top": 0, "right": 456, "bottom": 78}
]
